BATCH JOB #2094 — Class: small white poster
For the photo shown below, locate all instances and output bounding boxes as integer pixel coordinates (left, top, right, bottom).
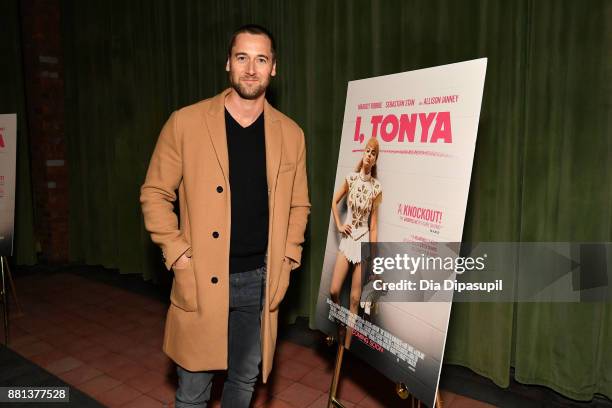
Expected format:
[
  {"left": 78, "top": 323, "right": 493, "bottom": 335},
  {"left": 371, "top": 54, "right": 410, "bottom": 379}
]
[{"left": 0, "top": 114, "right": 17, "bottom": 256}]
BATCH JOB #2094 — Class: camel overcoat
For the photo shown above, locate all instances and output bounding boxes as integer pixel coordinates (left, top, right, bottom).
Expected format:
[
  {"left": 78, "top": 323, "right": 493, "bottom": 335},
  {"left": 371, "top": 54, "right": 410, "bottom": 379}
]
[{"left": 140, "top": 88, "right": 310, "bottom": 382}]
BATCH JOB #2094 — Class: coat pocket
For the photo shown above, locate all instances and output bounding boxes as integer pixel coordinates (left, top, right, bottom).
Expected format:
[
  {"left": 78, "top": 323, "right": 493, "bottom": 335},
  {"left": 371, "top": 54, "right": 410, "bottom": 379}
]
[
  {"left": 270, "top": 258, "right": 293, "bottom": 311},
  {"left": 170, "top": 264, "right": 198, "bottom": 312}
]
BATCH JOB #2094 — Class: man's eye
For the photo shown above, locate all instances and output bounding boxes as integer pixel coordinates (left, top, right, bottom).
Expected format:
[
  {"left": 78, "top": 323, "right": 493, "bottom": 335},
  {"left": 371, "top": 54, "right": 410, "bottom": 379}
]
[{"left": 257, "top": 58, "right": 267, "bottom": 64}]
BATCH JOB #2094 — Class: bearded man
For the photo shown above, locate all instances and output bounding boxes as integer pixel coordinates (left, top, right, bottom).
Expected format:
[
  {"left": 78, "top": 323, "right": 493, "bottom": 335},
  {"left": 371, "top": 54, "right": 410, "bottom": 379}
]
[{"left": 140, "top": 24, "right": 310, "bottom": 407}]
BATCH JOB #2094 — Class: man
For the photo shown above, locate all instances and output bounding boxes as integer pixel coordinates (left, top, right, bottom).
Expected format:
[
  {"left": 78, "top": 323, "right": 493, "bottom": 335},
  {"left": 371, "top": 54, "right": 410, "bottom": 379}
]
[{"left": 140, "top": 24, "right": 310, "bottom": 407}]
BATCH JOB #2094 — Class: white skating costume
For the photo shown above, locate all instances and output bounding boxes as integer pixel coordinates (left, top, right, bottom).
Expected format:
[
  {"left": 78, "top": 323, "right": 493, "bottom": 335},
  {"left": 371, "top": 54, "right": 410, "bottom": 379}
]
[{"left": 338, "top": 172, "right": 382, "bottom": 263}]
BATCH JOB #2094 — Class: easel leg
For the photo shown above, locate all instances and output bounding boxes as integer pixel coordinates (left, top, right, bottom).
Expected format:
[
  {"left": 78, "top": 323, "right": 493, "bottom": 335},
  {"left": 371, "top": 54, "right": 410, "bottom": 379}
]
[
  {"left": 327, "top": 342, "right": 346, "bottom": 408},
  {"left": 3, "top": 257, "right": 21, "bottom": 315},
  {"left": 1, "top": 256, "right": 8, "bottom": 345},
  {"left": 435, "top": 389, "right": 443, "bottom": 407},
  {"left": 398, "top": 381, "right": 443, "bottom": 406}
]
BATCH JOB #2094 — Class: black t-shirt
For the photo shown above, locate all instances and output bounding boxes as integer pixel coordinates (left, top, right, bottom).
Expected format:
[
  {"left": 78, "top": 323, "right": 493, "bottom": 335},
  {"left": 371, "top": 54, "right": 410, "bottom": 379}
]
[{"left": 225, "top": 108, "right": 269, "bottom": 274}]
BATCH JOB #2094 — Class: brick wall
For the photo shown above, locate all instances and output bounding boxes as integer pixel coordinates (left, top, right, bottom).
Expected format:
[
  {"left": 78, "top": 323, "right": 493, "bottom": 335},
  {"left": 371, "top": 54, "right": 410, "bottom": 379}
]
[{"left": 20, "top": 0, "right": 68, "bottom": 263}]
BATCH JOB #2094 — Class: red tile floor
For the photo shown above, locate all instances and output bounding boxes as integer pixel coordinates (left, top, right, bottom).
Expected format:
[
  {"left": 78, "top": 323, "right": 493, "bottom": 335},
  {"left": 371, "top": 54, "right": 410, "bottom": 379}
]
[{"left": 4, "top": 272, "right": 495, "bottom": 407}]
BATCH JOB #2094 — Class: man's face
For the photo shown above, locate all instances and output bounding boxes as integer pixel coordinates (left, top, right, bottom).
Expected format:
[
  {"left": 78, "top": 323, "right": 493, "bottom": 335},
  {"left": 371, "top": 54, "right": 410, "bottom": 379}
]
[{"left": 226, "top": 33, "right": 277, "bottom": 100}]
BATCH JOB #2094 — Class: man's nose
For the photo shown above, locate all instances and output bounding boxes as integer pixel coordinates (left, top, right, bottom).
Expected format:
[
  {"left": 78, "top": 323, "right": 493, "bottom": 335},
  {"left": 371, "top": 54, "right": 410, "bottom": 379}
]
[{"left": 247, "top": 60, "right": 256, "bottom": 74}]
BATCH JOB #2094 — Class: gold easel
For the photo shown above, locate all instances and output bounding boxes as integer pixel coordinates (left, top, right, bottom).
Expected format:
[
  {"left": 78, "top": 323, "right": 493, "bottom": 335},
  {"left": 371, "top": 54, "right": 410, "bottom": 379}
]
[
  {"left": 0, "top": 255, "right": 21, "bottom": 345},
  {"left": 326, "top": 335, "right": 444, "bottom": 407}
]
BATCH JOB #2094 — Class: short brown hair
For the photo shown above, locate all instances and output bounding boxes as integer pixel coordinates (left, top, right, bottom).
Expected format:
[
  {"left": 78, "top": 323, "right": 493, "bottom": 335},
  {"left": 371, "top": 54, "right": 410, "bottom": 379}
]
[{"left": 228, "top": 24, "right": 276, "bottom": 60}]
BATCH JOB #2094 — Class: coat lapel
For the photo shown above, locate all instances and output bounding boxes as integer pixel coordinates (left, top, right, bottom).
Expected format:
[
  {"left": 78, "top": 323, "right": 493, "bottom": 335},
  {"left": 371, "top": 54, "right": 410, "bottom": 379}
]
[
  {"left": 264, "top": 100, "right": 282, "bottom": 196},
  {"left": 204, "top": 89, "right": 231, "bottom": 185},
  {"left": 203, "top": 89, "right": 282, "bottom": 193}
]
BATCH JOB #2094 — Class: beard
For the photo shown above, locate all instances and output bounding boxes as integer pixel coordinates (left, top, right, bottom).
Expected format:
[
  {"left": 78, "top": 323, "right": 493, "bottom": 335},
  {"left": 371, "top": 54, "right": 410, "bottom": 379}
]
[{"left": 229, "top": 74, "right": 270, "bottom": 100}]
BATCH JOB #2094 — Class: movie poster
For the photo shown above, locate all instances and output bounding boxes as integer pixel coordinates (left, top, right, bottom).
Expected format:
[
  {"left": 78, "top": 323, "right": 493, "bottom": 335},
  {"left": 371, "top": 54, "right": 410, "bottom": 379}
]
[
  {"left": 315, "top": 59, "right": 487, "bottom": 407},
  {"left": 0, "top": 114, "right": 17, "bottom": 256}
]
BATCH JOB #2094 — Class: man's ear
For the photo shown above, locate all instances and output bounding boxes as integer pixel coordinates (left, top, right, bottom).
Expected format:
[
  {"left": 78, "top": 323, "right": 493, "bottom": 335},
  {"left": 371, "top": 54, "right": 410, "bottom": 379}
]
[
  {"left": 271, "top": 61, "right": 277, "bottom": 77},
  {"left": 225, "top": 58, "right": 230, "bottom": 72}
]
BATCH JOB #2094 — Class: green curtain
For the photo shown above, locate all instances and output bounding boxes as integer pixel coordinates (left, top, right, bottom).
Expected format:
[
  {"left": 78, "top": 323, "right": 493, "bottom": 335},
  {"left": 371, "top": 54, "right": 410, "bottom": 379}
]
[
  {"left": 59, "top": 0, "right": 611, "bottom": 400},
  {"left": 441, "top": 0, "right": 527, "bottom": 389},
  {"left": 1, "top": 0, "right": 36, "bottom": 265},
  {"left": 512, "top": 0, "right": 612, "bottom": 400}
]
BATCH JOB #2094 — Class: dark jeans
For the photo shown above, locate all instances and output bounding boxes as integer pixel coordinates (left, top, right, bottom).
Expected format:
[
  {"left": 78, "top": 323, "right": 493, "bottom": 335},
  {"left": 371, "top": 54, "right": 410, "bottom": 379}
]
[{"left": 175, "top": 265, "right": 266, "bottom": 408}]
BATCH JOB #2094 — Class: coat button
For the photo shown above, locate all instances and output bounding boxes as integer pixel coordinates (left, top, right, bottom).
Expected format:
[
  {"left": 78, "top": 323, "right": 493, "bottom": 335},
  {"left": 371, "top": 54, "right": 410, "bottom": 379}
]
[
  {"left": 212, "top": 231, "right": 219, "bottom": 238},
  {"left": 211, "top": 276, "right": 218, "bottom": 284},
  {"left": 216, "top": 186, "right": 223, "bottom": 193}
]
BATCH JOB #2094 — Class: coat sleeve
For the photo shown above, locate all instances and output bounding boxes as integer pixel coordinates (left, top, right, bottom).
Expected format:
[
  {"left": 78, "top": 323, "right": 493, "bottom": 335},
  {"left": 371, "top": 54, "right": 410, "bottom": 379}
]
[
  {"left": 284, "top": 129, "right": 311, "bottom": 269},
  {"left": 140, "top": 111, "right": 190, "bottom": 270}
]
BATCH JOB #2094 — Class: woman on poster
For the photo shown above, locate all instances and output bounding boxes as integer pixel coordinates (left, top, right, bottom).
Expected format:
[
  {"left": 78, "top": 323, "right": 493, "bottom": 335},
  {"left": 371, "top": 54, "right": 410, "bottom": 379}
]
[{"left": 329, "top": 137, "right": 382, "bottom": 347}]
